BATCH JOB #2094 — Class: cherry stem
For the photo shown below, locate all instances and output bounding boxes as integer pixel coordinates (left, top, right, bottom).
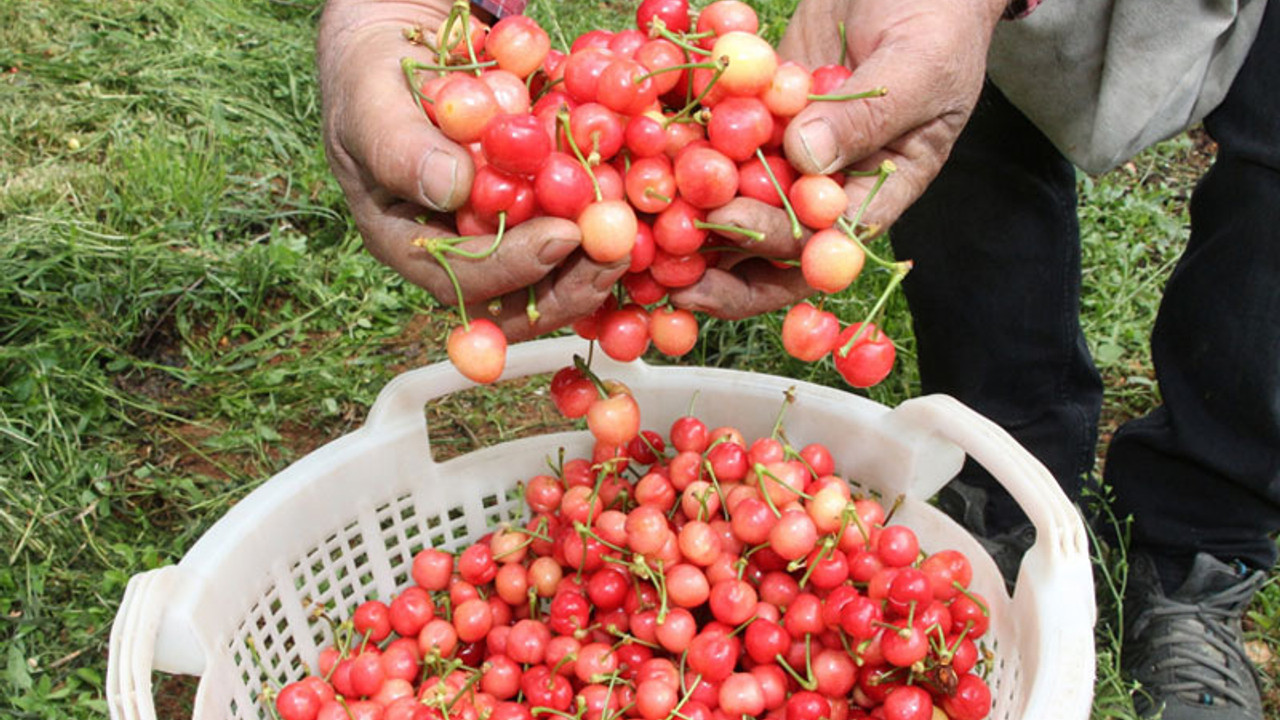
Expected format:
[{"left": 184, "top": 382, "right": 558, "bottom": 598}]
[
  {"left": 663, "top": 57, "right": 728, "bottom": 126},
  {"left": 807, "top": 87, "right": 888, "bottom": 102},
  {"left": 457, "top": 1, "right": 482, "bottom": 75},
  {"left": 401, "top": 57, "right": 436, "bottom": 115},
  {"left": 404, "top": 58, "right": 498, "bottom": 74},
  {"left": 769, "top": 386, "right": 797, "bottom": 439},
  {"left": 634, "top": 60, "right": 719, "bottom": 85},
  {"left": 753, "top": 148, "right": 804, "bottom": 240},
  {"left": 575, "top": 521, "right": 629, "bottom": 555},
  {"left": 755, "top": 463, "right": 816, "bottom": 502},
  {"left": 559, "top": 111, "right": 603, "bottom": 201},
  {"left": 526, "top": 285, "right": 541, "bottom": 326},
  {"left": 446, "top": 667, "right": 484, "bottom": 711},
  {"left": 834, "top": 259, "right": 910, "bottom": 357},
  {"left": 572, "top": 353, "right": 611, "bottom": 399},
  {"left": 427, "top": 248, "right": 470, "bottom": 329},
  {"left": 837, "top": 22, "right": 848, "bottom": 67},
  {"left": 846, "top": 159, "right": 895, "bottom": 239},
  {"left": 661, "top": 672, "right": 703, "bottom": 720},
  {"left": 700, "top": 459, "right": 731, "bottom": 521},
  {"left": 420, "top": 211, "right": 507, "bottom": 259},
  {"left": 796, "top": 537, "right": 836, "bottom": 587},
  {"left": 835, "top": 216, "right": 895, "bottom": 269},
  {"left": 645, "top": 188, "right": 674, "bottom": 204},
  {"left": 693, "top": 219, "right": 765, "bottom": 243},
  {"left": 649, "top": 19, "right": 714, "bottom": 56},
  {"left": 951, "top": 582, "right": 990, "bottom": 617},
  {"left": 882, "top": 493, "right": 906, "bottom": 526}
]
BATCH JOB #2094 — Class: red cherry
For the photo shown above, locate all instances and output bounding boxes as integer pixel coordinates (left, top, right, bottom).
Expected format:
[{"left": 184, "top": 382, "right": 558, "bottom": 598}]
[{"left": 447, "top": 319, "right": 507, "bottom": 385}]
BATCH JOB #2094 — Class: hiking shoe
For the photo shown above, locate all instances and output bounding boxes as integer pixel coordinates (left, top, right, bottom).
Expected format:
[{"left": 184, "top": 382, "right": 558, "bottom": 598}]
[
  {"left": 936, "top": 479, "right": 1035, "bottom": 591},
  {"left": 1124, "top": 552, "right": 1266, "bottom": 720}
]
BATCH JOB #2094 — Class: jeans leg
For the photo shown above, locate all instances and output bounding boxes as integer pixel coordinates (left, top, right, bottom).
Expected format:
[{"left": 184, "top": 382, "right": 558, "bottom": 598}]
[
  {"left": 1104, "top": 0, "right": 1280, "bottom": 575},
  {"left": 891, "top": 83, "right": 1103, "bottom": 533}
]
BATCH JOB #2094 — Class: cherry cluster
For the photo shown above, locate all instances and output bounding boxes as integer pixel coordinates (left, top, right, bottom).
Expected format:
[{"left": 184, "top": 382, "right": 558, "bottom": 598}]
[
  {"left": 403, "top": 0, "right": 909, "bottom": 389},
  {"left": 273, "top": 362, "right": 994, "bottom": 720}
]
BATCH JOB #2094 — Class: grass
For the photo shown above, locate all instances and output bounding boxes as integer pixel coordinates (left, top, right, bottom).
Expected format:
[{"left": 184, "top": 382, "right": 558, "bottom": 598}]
[{"left": 0, "top": 1, "right": 1275, "bottom": 718}]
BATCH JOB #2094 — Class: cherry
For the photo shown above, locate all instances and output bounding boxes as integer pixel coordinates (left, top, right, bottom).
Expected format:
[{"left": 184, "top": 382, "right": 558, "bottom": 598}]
[
  {"left": 447, "top": 319, "right": 507, "bottom": 385},
  {"left": 736, "top": 154, "right": 795, "bottom": 208},
  {"left": 880, "top": 686, "right": 933, "bottom": 720},
  {"left": 801, "top": 228, "right": 865, "bottom": 294},
  {"left": 482, "top": 114, "right": 551, "bottom": 176},
  {"left": 579, "top": 199, "right": 638, "bottom": 263},
  {"left": 781, "top": 302, "right": 840, "bottom": 362},
  {"left": 789, "top": 175, "right": 848, "bottom": 230},
  {"left": 674, "top": 145, "right": 739, "bottom": 210},
  {"left": 276, "top": 681, "right": 323, "bottom": 720},
  {"left": 709, "top": 31, "right": 776, "bottom": 96},
  {"left": 486, "top": 15, "right": 551, "bottom": 79},
  {"left": 833, "top": 323, "right": 896, "bottom": 389},
  {"left": 707, "top": 96, "right": 774, "bottom": 162},
  {"left": 637, "top": 0, "right": 691, "bottom": 33},
  {"left": 649, "top": 305, "right": 699, "bottom": 357},
  {"left": 434, "top": 75, "right": 501, "bottom": 144}
]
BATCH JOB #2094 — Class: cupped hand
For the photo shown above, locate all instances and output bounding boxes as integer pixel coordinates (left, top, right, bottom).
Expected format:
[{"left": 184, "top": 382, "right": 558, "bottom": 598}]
[
  {"left": 317, "top": 0, "right": 627, "bottom": 340},
  {"left": 672, "top": 0, "right": 1006, "bottom": 321}
]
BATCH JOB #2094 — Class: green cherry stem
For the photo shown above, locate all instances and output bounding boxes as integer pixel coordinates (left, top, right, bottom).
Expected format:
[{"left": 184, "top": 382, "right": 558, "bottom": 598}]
[
  {"left": 404, "top": 58, "right": 500, "bottom": 74},
  {"left": 419, "top": 212, "right": 508, "bottom": 259},
  {"left": 693, "top": 219, "right": 765, "bottom": 243},
  {"left": 649, "top": 19, "right": 714, "bottom": 56},
  {"left": 837, "top": 22, "right": 848, "bottom": 67},
  {"left": 754, "top": 148, "right": 803, "bottom": 240},
  {"left": 572, "top": 353, "right": 611, "bottom": 399},
  {"left": 846, "top": 159, "right": 895, "bottom": 234},
  {"left": 664, "top": 56, "right": 728, "bottom": 126},
  {"left": 807, "top": 86, "right": 888, "bottom": 103},
  {"left": 559, "top": 111, "right": 603, "bottom": 201},
  {"left": 634, "top": 60, "right": 719, "bottom": 85},
  {"left": 835, "top": 259, "right": 910, "bottom": 357},
  {"left": 525, "top": 285, "right": 541, "bottom": 326}
]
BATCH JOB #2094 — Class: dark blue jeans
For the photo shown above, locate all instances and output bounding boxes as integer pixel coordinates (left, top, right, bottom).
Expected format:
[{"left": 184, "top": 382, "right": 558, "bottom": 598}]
[{"left": 890, "top": 1, "right": 1280, "bottom": 575}]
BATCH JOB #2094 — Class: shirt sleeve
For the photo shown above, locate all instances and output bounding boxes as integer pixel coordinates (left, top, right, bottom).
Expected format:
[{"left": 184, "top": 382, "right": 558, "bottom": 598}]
[{"left": 473, "top": 0, "right": 529, "bottom": 19}]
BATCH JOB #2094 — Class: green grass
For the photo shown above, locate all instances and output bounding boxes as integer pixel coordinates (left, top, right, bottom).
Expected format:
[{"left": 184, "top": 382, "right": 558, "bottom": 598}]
[{"left": 0, "top": 1, "right": 1275, "bottom": 719}]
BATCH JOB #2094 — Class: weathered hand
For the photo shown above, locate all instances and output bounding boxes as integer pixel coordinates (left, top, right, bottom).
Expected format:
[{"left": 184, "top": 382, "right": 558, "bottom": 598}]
[
  {"left": 670, "top": 0, "right": 1006, "bottom": 320},
  {"left": 317, "top": 0, "right": 627, "bottom": 340}
]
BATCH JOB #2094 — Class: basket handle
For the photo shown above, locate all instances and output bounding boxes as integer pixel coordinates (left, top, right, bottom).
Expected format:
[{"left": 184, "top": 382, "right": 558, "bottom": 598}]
[
  {"left": 364, "top": 336, "right": 589, "bottom": 433},
  {"left": 107, "top": 566, "right": 182, "bottom": 720},
  {"left": 886, "top": 394, "right": 1096, "bottom": 718},
  {"left": 886, "top": 394, "right": 1088, "bottom": 561}
]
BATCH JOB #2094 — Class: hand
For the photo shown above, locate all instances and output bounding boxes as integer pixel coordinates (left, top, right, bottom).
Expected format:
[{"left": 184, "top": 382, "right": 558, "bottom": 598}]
[
  {"left": 317, "top": 0, "right": 627, "bottom": 340},
  {"left": 672, "top": 0, "right": 1006, "bottom": 320}
]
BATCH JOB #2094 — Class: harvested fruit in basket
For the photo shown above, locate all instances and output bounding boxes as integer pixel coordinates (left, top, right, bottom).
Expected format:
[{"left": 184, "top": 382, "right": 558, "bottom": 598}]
[
  {"left": 274, "top": 362, "right": 994, "bottom": 720},
  {"left": 401, "top": 1, "right": 913, "bottom": 387}
]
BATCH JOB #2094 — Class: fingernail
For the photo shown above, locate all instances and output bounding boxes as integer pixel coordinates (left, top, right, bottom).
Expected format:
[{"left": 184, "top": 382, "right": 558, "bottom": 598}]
[
  {"left": 420, "top": 148, "right": 458, "bottom": 211},
  {"left": 798, "top": 117, "right": 839, "bottom": 173},
  {"left": 537, "top": 237, "right": 578, "bottom": 264}
]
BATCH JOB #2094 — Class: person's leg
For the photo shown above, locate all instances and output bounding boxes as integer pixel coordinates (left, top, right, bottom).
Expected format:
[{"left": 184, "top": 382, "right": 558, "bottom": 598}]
[
  {"left": 890, "top": 82, "right": 1103, "bottom": 535},
  {"left": 1102, "top": 0, "right": 1280, "bottom": 589},
  {"left": 1102, "top": 4, "right": 1280, "bottom": 718}
]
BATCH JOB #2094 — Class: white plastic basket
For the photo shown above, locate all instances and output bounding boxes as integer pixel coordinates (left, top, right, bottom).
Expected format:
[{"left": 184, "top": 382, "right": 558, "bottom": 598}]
[{"left": 107, "top": 336, "right": 1096, "bottom": 720}]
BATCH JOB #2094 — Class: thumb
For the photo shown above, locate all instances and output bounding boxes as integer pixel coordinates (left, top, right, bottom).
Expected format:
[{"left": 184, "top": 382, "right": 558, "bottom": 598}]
[
  {"left": 784, "top": 39, "right": 964, "bottom": 176},
  {"left": 327, "top": 26, "right": 475, "bottom": 212}
]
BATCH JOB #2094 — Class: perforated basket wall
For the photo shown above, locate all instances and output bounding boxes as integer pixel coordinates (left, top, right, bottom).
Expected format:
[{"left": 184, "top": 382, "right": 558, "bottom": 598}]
[{"left": 109, "top": 339, "right": 1094, "bottom": 720}]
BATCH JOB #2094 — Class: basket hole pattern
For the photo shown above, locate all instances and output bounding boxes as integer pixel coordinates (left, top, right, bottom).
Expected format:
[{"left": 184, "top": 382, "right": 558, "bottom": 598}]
[
  {"left": 224, "top": 485, "right": 528, "bottom": 717},
  {"left": 229, "top": 590, "right": 306, "bottom": 718}
]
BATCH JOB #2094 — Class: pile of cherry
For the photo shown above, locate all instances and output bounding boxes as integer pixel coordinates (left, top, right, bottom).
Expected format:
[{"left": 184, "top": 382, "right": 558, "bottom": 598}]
[
  {"left": 273, "top": 361, "right": 994, "bottom": 720},
  {"left": 406, "top": 0, "right": 908, "bottom": 390}
]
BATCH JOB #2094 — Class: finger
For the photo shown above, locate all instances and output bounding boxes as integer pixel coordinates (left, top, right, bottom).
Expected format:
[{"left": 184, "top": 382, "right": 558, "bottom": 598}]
[
  {"left": 361, "top": 207, "right": 583, "bottom": 305},
  {"left": 468, "top": 251, "right": 631, "bottom": 342},
  {"left": 326, "top": 24, "right": 474, "bottom": 212},
  {"left": 837, "top": 114, "right": 960, "bottom": 232},
  {"left": 705, "top": 197, "right": 811, "bottom": 258},
  {"left": 783, "top": 9, "right": 985, "bottom": 177},
  {"left": 668, "top": 261, "right": 814, "bottom": 320}
]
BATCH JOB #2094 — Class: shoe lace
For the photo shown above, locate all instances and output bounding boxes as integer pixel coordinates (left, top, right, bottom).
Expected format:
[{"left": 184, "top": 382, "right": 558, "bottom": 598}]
[{"left": 1129, "top": 574, "right": 1264, "bottom": 708}]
